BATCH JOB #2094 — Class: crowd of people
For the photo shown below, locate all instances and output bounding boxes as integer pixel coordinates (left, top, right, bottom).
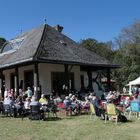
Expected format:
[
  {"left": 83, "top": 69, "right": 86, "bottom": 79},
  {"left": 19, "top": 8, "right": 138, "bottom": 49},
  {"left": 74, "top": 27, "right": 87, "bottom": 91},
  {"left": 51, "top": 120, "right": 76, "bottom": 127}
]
[
  {"left": 1, "top": 86, "right": 140, "bottom": 122},
  {"left": 54, "top": 90, "right": 121, "bottom": 117},
  {"left": 0, "top": 88, "right": 102, "bottom": 117},
  {"left": 1, "top": 87, "right": 36, "bottom": 117},
  {"left": 121, "top": 86, "right": 140, "bottom": 113}
]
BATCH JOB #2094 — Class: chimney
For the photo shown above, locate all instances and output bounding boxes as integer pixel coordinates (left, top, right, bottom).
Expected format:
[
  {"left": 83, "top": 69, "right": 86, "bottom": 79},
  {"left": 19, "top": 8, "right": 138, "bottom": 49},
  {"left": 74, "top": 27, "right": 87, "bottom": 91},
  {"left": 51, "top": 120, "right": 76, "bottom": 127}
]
[{"left": 54, "top": 24, "right": 63, "bottom": 33}]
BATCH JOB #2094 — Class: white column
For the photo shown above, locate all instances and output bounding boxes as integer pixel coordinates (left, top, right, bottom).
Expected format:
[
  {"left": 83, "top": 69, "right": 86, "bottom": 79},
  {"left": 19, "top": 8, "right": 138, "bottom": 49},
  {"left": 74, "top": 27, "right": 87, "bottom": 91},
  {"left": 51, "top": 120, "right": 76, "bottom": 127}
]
[{"left": 129, "top": 84, "right": 132, "bottom": 95}]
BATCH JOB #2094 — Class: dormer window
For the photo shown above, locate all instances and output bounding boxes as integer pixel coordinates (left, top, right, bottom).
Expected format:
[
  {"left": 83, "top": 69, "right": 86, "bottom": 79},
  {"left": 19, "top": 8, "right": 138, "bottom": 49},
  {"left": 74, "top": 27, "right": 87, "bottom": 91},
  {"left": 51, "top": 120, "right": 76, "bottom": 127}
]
[
  {"left": 2, "top": 44, "right": 13, "bottom": 53},
  {"left": 1, "top": 37, "right": 25, "bottom": 53}
]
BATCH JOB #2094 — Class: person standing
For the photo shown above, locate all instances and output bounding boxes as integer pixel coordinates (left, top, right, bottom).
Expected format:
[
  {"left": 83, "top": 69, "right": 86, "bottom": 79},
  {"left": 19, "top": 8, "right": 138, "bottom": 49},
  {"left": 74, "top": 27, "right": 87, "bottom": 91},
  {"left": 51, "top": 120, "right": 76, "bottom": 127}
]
[
  {"left": 4, "top": 88, "right": 8, "bottom": 99},
  {"left": 26, "top": 87, "right": 33, "bottom": 98},
  {"left": 92, "top": 95, "right": 101, "bottom": 116},
  {"left": 123, "top": 87, "right": 126, "bottom": 94}
]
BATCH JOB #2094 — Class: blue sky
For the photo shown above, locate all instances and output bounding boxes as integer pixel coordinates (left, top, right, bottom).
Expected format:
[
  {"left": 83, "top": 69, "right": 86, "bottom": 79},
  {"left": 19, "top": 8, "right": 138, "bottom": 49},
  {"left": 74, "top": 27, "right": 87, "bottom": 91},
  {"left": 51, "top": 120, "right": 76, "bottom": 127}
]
[{"left": 0, "top": 0, "right": 140, "bottom": 42}]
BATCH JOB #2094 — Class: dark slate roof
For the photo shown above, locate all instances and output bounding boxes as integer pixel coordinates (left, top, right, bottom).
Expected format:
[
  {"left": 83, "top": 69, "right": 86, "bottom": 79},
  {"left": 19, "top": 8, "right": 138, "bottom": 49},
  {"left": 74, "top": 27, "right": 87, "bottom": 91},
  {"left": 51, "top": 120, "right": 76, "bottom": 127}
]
[
  {"left": 35, "top": 25, "right": 118, "bottom": 68},
  {"left": 0, "top": 25, "right": 44, "bottom": 68},
  {"left": 0, "top": 24, "right": 119, "bottom": 69}
]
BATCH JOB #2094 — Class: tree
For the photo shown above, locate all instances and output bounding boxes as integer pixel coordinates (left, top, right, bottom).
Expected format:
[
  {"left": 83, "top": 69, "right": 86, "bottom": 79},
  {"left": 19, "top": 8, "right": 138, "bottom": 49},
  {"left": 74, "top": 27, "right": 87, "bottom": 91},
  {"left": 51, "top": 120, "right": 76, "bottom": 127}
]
[
  {"left": 80, "top": 38, "right": 114, "bottom": 62},
  {"left": 112, "top": 20, "right": 140, "bottom": 88},
  {"left": 79, "top": 20, "right": 140, "bottom": 89},
  {"left": 0, "top": 37, "right": 6, "bottom": 49}
]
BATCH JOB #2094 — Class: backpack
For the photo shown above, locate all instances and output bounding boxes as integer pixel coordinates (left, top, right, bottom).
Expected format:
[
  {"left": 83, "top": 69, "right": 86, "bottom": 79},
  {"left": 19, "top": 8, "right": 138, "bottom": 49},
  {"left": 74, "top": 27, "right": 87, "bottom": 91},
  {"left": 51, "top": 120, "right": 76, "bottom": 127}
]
[{"left": 118, "top": 115, "right": 127, "bottom": 122}]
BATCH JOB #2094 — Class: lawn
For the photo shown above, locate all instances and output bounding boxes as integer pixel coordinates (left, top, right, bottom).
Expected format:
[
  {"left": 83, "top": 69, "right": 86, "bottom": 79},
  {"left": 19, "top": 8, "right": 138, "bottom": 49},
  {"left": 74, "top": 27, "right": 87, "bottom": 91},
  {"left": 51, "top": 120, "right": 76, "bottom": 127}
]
[{"left": 0, "top": 114, "right": 140, "bottom": 140}]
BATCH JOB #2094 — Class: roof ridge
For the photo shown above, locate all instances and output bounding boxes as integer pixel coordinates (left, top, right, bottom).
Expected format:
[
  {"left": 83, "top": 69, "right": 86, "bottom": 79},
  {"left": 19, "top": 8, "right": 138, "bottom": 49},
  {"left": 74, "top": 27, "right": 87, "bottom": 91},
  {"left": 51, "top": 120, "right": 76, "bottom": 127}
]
[{"left": 33, "top": 24, "right": 46, "bottom": 60}]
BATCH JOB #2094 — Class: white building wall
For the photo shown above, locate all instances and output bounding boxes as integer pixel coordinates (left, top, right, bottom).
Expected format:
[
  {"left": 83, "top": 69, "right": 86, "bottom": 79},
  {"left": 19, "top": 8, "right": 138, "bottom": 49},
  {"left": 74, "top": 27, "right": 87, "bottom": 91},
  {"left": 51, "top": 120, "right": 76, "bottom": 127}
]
[
  {"left": 80, "top": 72, "right": 88, "bottom": 88},
  {"left": 38, "top": 63, "right": 52, "bottom": 95},
  {"left": 2, "top": 65, "right": 34, "bottom": 91},
  {"left": 38, "top": 63, "right": 81, "bottom": 95},
  {"left": 2, "top": 63, "right": 81, "bottom": 95},
  {"left": 3, "top": 69, "right": 15, "bottom": 90}
]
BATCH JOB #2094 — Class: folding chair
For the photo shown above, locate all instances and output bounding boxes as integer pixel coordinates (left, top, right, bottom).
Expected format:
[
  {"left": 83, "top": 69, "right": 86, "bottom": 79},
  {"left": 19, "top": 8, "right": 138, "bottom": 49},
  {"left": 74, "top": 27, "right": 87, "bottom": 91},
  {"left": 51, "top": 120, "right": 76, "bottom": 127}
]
[
  {"left": 57, "top": 102, "right": 67, "bottom": 116},
  {"left": 45, "top": 104, "right": 58, "bottom": 118},
  {"left": 21, "top": 109, "right": 30, "bottom": 120},
  {"left": 0, "top": 102, "right": 4, "bottom": 115},
  {"left": 89, "top": 103, "right": 96, "bottom": 120},
  {"left": 129, "top": 101, "right": 140, "bottom": 119},
  {"left": 3, "top": 104, "right": 12, "bottom": 118},
  {"left": 29, "top": 105, "right": 43, "bottom": 121},
  {"left": 105, "top": 103, "right": 118, "bottom": 124}
]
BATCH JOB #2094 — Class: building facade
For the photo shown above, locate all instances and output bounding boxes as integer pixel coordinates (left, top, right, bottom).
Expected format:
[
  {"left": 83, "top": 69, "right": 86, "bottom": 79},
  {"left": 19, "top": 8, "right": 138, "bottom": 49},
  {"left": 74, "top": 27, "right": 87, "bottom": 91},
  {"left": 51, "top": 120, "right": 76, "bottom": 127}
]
[{"left": 0, "top": 24, "right": 119, "bottom": 99}]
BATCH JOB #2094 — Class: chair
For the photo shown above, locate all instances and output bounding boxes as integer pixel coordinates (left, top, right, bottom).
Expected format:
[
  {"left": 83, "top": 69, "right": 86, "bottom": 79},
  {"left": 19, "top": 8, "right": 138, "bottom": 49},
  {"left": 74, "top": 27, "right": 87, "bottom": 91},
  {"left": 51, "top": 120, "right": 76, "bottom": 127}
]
[
  {"left": 123, "top": 104, "right": 130, "bottom": 116},
  {"left": 105, "top": 103, "right": 118, "bottom": 124},
  {"left": 89, "top": 103, "right": 96, "bottom": 120},
  {"left": 45, "top": 104, "right": 57, "bottom": 118},
  {"left": 129, "top": 101, "right": 140, "bottom": 119},
  {"left": 21, "top": 109, "right": 30, "bottom": 120},
  {"left": 81, "top": 103, "right": 90, "bottom": 114},
  {"left": 29, "top": 105, "right": 43, "bottom": 121},
  {"left": 50, "top": 104, "right": 57, "bottom": 117},
  {"left": 57, "top": 102, "right": 67, "bottom": 115},
  {"left": 3, "top": 104, "right": 12, "bottom": 117},
  {"left": 0, "top": 102, "right": 4, "bottom": 115}
]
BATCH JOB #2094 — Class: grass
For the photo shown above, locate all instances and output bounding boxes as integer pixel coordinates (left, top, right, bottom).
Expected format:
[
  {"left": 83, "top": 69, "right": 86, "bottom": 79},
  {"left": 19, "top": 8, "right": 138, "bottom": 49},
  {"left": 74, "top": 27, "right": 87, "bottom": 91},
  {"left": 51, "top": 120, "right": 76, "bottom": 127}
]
[{"left": 0, "top": 114, "right": 140, "bottom": 140}]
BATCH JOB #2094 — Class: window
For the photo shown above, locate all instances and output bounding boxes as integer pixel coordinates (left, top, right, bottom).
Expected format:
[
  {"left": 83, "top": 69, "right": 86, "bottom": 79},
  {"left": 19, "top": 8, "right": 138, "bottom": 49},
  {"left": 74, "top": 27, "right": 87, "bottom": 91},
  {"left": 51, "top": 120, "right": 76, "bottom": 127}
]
[
  {"left": 1, "top": 37, "right": 25, "bottom": 53},
  {"left": 2, "top": 44, "right": 13, "bottom": 53}
]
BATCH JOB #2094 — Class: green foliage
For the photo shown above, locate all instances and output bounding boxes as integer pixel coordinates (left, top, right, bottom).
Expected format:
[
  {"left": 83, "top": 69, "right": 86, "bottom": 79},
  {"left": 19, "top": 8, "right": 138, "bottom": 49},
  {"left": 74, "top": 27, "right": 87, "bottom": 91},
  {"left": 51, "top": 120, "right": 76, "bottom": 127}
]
[
  {"left": 80, "top": 20, "right": 140, "bottom": 89},
  {"left": 80, "top": 38, "right": 114, "bottom": 62},
  {"left": 112, "top": 20, "right": 140, "bottom": 88},
  {"left": 80, "top": 38, "right": 97, "bottom": 51}
]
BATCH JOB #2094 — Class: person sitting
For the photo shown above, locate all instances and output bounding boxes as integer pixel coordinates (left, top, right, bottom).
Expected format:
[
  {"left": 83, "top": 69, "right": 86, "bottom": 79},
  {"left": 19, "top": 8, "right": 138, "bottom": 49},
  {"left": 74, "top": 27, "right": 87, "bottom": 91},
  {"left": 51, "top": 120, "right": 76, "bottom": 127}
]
[
  {"left": 63, "top": 96, "right": 71, "bottom": 108},
  {"left": 69, "top": 93, "right": 73, "bottom": 101},
  {"left": 8, "top": 89, "right": 14, "bottom": 99},
  {"left": 88, "top": 91, "right": 94, "bottom": 101},
  {"left": 22, "top": 97, "right": 31, "bottom": 116},
  {"left": 15, "top": 95, "right": 24, "bottom": 116},
  {"left": 29, "top": 97, "right": 44, "bottom": 120},
  {"left": 106, "top": 91, "right": 114, "bottom": 102},
  {"left": 24, "top": 97, "right": 31, "bottom": 110},
  {"left": 70, "top": 95, "right": 80, "bottom": 115},
  {"left": 19, "top": 89, "right": 23, "bottom": 96},
  {"left": 30, "top": 97, "right": 41, "bottom": 107},
  {"left": 63, "top": 96, "right": 71, "bottom": 115},
  {"left": 81, "top": 97, "right": 90, "bottom": 113},
  {"left": 3, "top": 96, "right": 15, "bottom": 116},
  {"left": 92, "top": 95, "right": 102, "bottom": 116},
  {"left": 132, "top": 94, "right": 140, "bottom": 103},
  {"left": 39, "top": 94, "right": 48, "bottom": 105},
  {"left": 53, "top": 95, "right": 62, "bottom": 105},
  {"left": 4, "top": 96, "right": 14, "bottom": 107},
  {"left": 123, "top": 97, "right": 130, "bottom": 111}
]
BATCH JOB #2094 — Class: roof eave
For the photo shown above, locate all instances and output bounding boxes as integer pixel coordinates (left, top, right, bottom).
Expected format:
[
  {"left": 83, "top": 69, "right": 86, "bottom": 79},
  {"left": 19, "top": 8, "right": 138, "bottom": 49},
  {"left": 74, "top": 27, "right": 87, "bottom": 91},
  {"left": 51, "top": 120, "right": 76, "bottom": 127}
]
[
  {"left": 36, "top": 58, "right": 120, "bottom": 69},
  {"left": 0, "top": 57, "right": 33, "bottom": 69}
]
